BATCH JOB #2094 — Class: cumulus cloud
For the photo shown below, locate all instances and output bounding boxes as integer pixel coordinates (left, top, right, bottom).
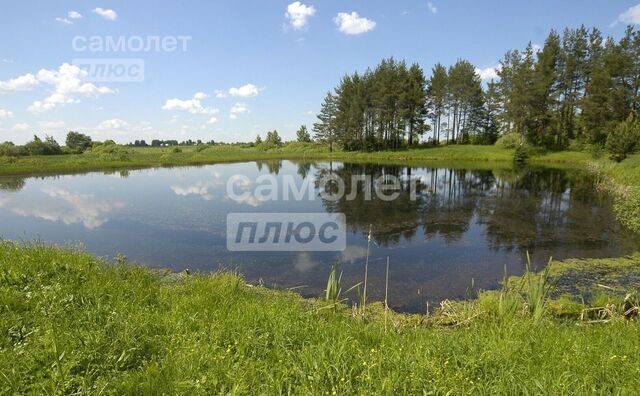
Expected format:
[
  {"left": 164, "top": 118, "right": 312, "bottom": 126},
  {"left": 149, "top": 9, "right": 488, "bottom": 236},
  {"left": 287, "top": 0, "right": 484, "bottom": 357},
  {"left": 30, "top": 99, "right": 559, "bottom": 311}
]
[
  {"left": 613, "top": 4, "right": 640, "bottom": 26},
  {"left": 56, "top": 17, "right": 73, "bottom": 25},
  {"left": 427, "top": 2, "right": 438, "bottom": 14},
  {"left": 334, "top": 12, "right": 376, "bottom": 35},
  {"left": 285, "top": 1, "right": 316, "bottom": 30},
  {"left": 214, "top": 84, "right": 261, "bottom": 98},
  {"left": 0, "top": 108, "right": 13, "bottom": 119},
  {"left": 97, "top": 118, "right": 129, "bottom": 130},
  {"left": 162, "top": 92, "right": 219, "bottom": 115},
  {"left": 475, "top": 64, "right": 502, "bottom": 81},
  {"left": 229, "top": 102, "right": 249, "bottom": 120},
  {"left": 93, "top": 7, "right": 117, "bottom": 21},
  {"left": 68, "top": 10, "right": 82, "bottom": 19},
  {"left": 207, "top": 116, "right": 218, "bottom": 124},
  {"left": 228, "top": 83, "right": 260, "bottom": 98},
  {"left": 0, "top": 73, "right": 39, "bottom": 91},
  {"left": 23, "top": 63, "right": 114, "bottom": 113}
]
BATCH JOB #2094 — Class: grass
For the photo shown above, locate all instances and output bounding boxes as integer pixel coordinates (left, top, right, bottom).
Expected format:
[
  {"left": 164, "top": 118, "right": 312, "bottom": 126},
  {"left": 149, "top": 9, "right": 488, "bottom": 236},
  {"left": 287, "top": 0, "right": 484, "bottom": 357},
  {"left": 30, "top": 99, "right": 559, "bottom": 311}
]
[
  {"left": 586, "top": 153, "right": 640, "bottom": 233},
  {"left": 1, "top": 241, "right": 640, "bottom": 394},
  {"left": 0, "top": 143, "right": 592, "bottom": 177}
]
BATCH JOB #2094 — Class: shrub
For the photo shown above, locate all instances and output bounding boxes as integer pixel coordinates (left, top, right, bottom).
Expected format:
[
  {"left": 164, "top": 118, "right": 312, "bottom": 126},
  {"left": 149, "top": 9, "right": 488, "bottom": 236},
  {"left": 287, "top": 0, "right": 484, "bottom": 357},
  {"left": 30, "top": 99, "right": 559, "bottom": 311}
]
[
  {"left": 513, "top": 145, "right": 530, "bottom": 163},
  {"left": 172, "top": 147, "right": 182, "bottom": 153},
  {"left": 24, "top": 135, "right": 62, "bottom": 156},
  {"left": 606, "top": 115, "right": 639, "bottom": 162},
  {"left": 0, "top": 142, "right": 26, "bottom": 157},
  {"left": 86, "top": 143, "right": 131, "bottom": 161},
  {"left": 65, "top": 131, "right": 93, "bottom": 153},
  {"left": 495, "top": 132, "right": 521, "bottom": 149},
  {"left": 260, "top": 130, "right": 284, "bottom": 150}
]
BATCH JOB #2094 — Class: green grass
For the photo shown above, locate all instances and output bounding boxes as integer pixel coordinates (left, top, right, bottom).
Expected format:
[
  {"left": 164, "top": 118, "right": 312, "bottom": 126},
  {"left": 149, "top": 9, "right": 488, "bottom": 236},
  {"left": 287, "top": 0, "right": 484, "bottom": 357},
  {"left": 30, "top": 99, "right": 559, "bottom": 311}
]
[
  {"left": 0, "top": 143, "right": 591, "bottom": 177},
  {"left": 585, "top": 152, "right": 640, "bottom": 233},
  {"left": 2, "top": 241, "right": 640, "bottom": 394}
]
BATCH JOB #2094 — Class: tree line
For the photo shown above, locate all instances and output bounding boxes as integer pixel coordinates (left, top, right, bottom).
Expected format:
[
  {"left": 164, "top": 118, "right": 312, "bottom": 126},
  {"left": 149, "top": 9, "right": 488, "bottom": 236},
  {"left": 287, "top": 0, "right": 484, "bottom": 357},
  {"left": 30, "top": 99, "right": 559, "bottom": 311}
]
[{"left": 312, "top": 25, "right": 640, "bottom": 156}]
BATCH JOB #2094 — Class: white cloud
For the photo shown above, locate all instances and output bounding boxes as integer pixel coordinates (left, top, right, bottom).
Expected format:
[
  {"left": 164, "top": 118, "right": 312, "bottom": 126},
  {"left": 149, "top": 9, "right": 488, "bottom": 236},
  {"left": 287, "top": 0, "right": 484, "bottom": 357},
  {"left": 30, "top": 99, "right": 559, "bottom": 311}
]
[
  {"left": 68, "top": 10, "right": 82, "bottom": 19},
  {"left": 56, "top": 17, "right": 73, "bottom": 25},
  {"left": 0, "top": 73, "right": 39, "bottom": 91},
  {"left": 228, "top": 83, "right": 260, "bottom": 98},
  {"left": 475, "top": 64, "right": 502, "bottom": 81},
  {"left": 229, "top": 102, "right": 249, "bottom": 120},
  {"left": 97, "top": 118, "right": 129, "bottom": 130},
  {"left": 214, "top": 90, "right": 228, "bottom": 98},
  {"left": 613, "top": 4, "right": 640, "bottom": 26},
  {"left": 12, "top": 123, "right": 30, "bottom": 131},
  {"left": 207, "top": 116, "right": 218, "bottom": 124},
  {"left": 25, "top": 63, "right": 114, "bottom": 113},
  {"left": 532, "top": 43, "right": 542, "bottom": 53},
  {"left": 93, "top": 7, "right": 117, "bottom": 21},
  {"left": 0, "top": 109, "right": 13, "bottom": 119},
  {"left": 427, "top": 2, "right": 438, "bottom": 14},
  {"left": 334, "top": 12, "right": 376, "bottom": 35},
  {"left": 285, "top": 1, "right": 316, "bottom": 30},
  {"left": 162, "top": 92, "right": 219, "bottom": 115}
]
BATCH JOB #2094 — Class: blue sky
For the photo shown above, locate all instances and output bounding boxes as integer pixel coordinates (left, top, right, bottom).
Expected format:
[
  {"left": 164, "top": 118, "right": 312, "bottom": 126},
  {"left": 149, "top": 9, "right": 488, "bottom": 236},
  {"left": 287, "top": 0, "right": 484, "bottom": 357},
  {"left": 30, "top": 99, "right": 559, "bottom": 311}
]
[{"left": 1, "top": 1, "right": 639, "bottom": 144}]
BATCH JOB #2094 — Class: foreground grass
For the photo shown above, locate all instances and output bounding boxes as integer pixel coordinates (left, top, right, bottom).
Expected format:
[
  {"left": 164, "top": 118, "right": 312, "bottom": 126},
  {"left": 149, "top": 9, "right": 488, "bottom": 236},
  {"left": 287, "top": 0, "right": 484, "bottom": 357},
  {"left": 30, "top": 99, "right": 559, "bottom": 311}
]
[
  {"left": 1, "top": 242, "right": 639, "bottom": 394},
  {"left": 0, "top": 143, "right": 591, "bottom": 176}
]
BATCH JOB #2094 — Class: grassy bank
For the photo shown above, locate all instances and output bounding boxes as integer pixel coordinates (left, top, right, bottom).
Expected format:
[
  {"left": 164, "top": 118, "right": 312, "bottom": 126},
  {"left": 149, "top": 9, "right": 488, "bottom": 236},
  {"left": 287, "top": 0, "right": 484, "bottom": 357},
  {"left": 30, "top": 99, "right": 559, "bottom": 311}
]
[
  {"left": 587, "top": 153, "right": 640, "bottom": 234},
  {"left": 0, "top": 144, "right": 591, "bottom": 177},
  {"left": 1, "top": 242, "right": 639, "bottom": 394}
]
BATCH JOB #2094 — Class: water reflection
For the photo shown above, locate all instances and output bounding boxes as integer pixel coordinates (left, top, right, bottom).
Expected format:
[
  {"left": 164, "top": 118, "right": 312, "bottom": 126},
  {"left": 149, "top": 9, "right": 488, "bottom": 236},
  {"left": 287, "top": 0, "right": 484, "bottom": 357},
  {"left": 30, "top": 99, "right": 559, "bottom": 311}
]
[
  {"left": 0, "top": 177, "right": 26, "bottom": 192},
  {"left": 0, "top": 161, "right": 636, "bottom": 312},
  {"left": 1, "top": 186, "right": 124, "bottom": 229},
  {"left": 312, "top": 163, "right": 624, "bottom": 255}
]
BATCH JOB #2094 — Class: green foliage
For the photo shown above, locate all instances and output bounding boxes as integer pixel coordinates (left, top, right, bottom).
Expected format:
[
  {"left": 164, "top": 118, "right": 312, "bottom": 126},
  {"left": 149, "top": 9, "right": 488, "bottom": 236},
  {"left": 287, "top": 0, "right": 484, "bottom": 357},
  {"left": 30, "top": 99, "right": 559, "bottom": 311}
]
[
  {"left": 65, "top": 131, "right": 92, "bottom": 153},
  {"left": 260, "top": 130, "right": 283, "bottom": 150},
  {"left": 24, "top": 135, "right": 62, "bottom": 156},
  {"left": 495, "top": 132, "right": 521, "bottom": 149},
  {"left": 85, "top": 143, "right": 131, "bottom": 161},
  {"left": 295, "top": 125, "right": 312, "bottom": 143},
  {"left": 0, "top": 142, "right": 26, "bottom": 157},
  {"left": 524, "top": 254, "right": 555, "bottom": 322},
  {"left": 606, "top": 115, "right": 640, "bottom": 162},
  {"left": 513, "top": 144, "right": 530, "bottom": 163}
]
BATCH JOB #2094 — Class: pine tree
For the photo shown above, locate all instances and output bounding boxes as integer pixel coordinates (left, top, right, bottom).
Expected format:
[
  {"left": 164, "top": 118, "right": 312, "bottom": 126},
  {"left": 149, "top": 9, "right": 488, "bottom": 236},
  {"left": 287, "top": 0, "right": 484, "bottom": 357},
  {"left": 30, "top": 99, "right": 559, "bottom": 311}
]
[
  {"left": 427, "top": 63, "right": 448, "bottom": 144},
  {"left": 296, "top": 125, "right": 311, "bottom": 142},
  {"left": 313, "top": 92, "right": 338, "bottom": 152}
]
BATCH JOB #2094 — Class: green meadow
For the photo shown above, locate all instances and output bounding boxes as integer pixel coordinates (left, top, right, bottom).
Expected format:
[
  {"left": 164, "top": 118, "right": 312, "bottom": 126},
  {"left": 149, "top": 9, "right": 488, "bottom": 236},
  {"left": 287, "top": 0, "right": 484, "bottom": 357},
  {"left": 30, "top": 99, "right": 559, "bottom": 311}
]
[{"left": 1, "top": 242, "right": 639, "bottom": 394}]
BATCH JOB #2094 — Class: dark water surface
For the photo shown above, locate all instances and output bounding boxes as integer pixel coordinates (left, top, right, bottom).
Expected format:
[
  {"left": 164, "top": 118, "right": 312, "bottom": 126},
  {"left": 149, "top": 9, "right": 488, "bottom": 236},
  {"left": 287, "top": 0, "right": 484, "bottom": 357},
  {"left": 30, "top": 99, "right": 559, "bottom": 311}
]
[{"left": 1, "top": 161, "right": 637, "bottom": 312}]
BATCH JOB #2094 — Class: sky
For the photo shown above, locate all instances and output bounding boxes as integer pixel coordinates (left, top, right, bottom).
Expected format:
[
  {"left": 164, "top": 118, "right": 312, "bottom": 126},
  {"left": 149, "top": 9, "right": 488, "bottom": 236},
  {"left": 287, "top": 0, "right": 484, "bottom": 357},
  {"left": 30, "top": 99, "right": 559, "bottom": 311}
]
[{"left": 1, "top": 1, "right": 640, "bottom": 144}]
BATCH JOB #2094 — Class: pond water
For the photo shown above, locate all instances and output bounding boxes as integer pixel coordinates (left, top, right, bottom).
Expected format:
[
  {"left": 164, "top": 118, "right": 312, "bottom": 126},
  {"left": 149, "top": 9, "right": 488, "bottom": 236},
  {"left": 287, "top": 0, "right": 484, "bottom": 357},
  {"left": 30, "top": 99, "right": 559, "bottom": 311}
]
[{"left": 1, "top": 160, "right": 638, "bottom": 312}]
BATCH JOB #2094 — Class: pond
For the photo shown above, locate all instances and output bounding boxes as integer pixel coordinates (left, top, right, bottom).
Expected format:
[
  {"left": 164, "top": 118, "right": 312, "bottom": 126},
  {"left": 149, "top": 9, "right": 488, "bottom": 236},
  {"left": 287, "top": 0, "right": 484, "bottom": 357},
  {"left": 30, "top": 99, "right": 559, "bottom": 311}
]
[{"left": 1, "top": 160, "right": 637, "bottom": 312}]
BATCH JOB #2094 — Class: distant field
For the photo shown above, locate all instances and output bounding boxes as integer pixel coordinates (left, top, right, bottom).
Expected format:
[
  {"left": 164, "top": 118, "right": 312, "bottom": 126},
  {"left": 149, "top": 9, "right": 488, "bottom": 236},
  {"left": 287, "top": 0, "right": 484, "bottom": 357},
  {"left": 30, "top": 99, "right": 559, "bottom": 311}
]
[{"left": 0, "top": 143, "right": 592, "bottom": 177}]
